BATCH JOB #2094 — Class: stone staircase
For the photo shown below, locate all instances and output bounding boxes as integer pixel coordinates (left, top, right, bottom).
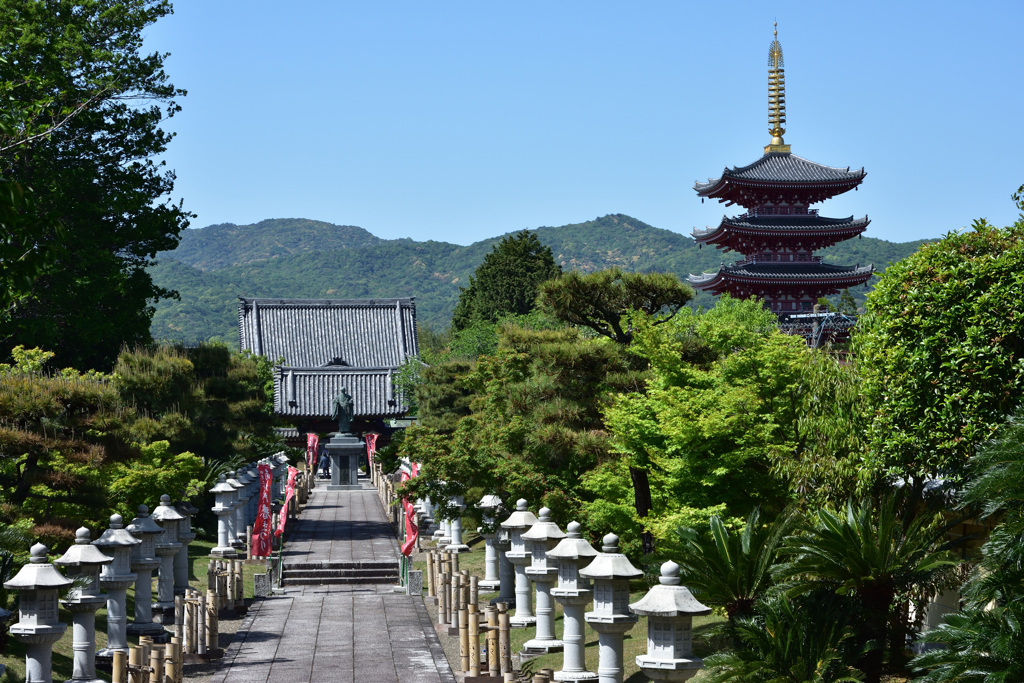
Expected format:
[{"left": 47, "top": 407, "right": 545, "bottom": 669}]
[{"left": 280, "top": 560, "right": 400, "bottom": 586}]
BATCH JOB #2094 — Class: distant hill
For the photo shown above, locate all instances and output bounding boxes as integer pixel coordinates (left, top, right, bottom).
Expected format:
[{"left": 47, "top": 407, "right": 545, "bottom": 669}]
[{"left": 149, "top": 214, "right": 933, "bottom": 345}]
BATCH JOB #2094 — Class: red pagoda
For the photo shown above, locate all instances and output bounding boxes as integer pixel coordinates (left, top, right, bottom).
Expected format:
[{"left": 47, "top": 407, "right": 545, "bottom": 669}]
[{"left": 689, "top": 25, "right": 873, "bottom": 317}]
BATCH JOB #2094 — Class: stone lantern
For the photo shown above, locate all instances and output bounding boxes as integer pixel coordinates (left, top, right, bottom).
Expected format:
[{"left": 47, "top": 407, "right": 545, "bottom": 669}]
[
  {"left": 477, "top": 494, "right": 503, "bottom": 590},
  {"left": 5, "top": 543, "right": 73, "bottom": 683},
  {"left": 522, "top": 507, "right": 566, "bottom": 653},
  {"left": 549, "top": 521, "right": 599, "bottom": 682},
  {"left": 501, "top": 499, "right": 539, "bottom": 628},
  {"left": 629, "top": 561, "right": 712, "bottom": 682},
  {"left": 494, "top": 525, "right": 516, "bottom": 606},
  {"left": 232, "top": 467, "right": 253, "bottom": 547},
  {"left": 92, "top": 514, "right": 140, "bottom": 658},
  {"left": 150, "top": 494, "right": 184, "bottom": 623},
  {"left": 225, "top": 471, "right": 246, "bottom": 550},
  {"left": 55, "top": 528, "right": 114, "bottom": 683},
  {"left": 125, "top": 505, "right": 165, "bottom": 638},
  {"left": 210, "top": 474, "right": 238, "bottom": 557},
  {"left": 245, "top": 462, "right": 261, "bottom": 523},
  {"left": 446, "top": 495, "right": 470, "bottom": 554},
  {"left": 580, "top": 533, "right": 642, "bottom": 683},
  {"left": 174, "top": 501, "right": 199, "bottom": 593}
]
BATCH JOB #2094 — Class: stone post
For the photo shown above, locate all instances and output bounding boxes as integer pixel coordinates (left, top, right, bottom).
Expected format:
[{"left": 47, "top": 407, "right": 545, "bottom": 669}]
[
  {"left": 580, "top": 533, "right": 642, "bottom": 683},
  {"left": 522, "top": 507, "right": 566, "bottom": 653},
  {"left": 477, "top": 494, "right": 503, "bottom": 590},
  {"left": 125, "top": 505, "right": 165, "bottom": 638},
  {"left": 549, "top": 521, "right": 599, "bottom": 682},
  {"left": 232, "top": 468, "right": 253, "bottom": 548},
  {"left": 629, "top": 560, "right": 712, "bottom": 682},
  {"left": 151, "top": 494, "right": 184, "bottom": 623},
  {"left": 500, "top": 498, "right": 539, "bottom": 628},
  {"left": 447, "top": 495, "right": 470, "bottom": 554},
  {"left": 4, "top": 543, "right": 73, "bottom": 683},
  {"left": 210, "top": 475, "right": 238, "bottom": 558},
  {"left": 274, "top": 452, "right": 290, "bottom": 497},
  {"left": 173, "top": 501, "right": 199, "bottom": 593},
  {"left": 92, "top": 514, "right": 141, "bottom": 658},
  {"left": 55, "top": 528, "right": 114, "bottom": 683}
]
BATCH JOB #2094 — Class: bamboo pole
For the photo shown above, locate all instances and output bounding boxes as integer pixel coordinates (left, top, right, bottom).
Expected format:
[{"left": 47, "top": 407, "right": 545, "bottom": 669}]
[
  {"left": 112, "top": 649, "right": 127, "bottom": 683},
  {"left": 497, "top": 602, "right": 511, "bottom": 675},
  {"left": 468, "top": 604, "right": 480, "bottom": 676},
  {"left": 426, "top": 551, "right": 436, "bottom": 597},
  {"left": 486, "top": 605, "right": 500, "bottom": 677},
  {"left": 459, "top": 603, "right": 470, "bottom": 672}
]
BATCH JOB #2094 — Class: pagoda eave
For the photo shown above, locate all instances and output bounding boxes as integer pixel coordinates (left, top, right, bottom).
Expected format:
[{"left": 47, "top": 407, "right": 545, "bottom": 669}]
[
  {"left": 688, "top": 264, "right": 874, "bottom": 295},
  {"left": 693, "top": 215, "right": 871, "bottom": 252}
]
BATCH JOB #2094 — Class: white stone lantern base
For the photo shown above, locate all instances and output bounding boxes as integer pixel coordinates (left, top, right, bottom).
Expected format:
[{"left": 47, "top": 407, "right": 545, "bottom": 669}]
[{"left": 635, "top": 655, "right": 704, "bottom": 682}]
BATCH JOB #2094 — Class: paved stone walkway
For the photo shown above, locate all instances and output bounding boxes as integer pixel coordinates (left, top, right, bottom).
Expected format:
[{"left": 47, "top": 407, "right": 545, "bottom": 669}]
[{"left": 210, "top": 480, "right": 455, "bottom": 683}]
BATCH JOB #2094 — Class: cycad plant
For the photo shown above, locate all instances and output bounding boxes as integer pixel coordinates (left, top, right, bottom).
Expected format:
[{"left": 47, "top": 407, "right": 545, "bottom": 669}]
[
  {"left": 778, "top": 495, "right": 958, "bottom": 683},
  {"left": 674, "top": 508, "right": 800, "bottom": 630},
  {"left": 701, "top": 592, "right": 865, "bottom": 683}
]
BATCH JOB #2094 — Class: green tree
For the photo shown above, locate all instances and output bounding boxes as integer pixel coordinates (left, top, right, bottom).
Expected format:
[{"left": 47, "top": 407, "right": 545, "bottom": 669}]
[
  {"left": 450, "top": 230, "right": 560, "bottom": 332},
  {"left": 0, "top": 0, "right": 190, "bottom": 370},
  {"left": 538, "top": 267, "right": 693, "bottom": 344},
  {"left": 856, "top": 187, "right": 1024, "bottom": 482},
  {"left": 600, "top": 296, "right": 805, "bottom": 554},
  {"left": 911, "top": 414, "right": 1024, "bottom": 683}
]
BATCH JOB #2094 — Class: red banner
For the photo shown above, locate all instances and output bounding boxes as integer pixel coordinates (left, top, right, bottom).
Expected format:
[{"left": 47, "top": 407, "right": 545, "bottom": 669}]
[
  {"left": 399, "top": 469, "right": 419, "bottom": 556},
  {"left": 251, "top": 464, "right": 273, "bottom": 557},
  {"left": 366, "top": 433, "right": 379, "bottom": 469},
  {"left": 306, "top": 434, "right": 319, "bottom": 475},
  {"left": 275, "top": 466, "right": 298, "bottom": 537}
]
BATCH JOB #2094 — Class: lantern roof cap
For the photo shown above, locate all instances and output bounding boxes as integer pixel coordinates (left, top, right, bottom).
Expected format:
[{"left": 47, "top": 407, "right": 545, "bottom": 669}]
[
  {"left": 548, "top": 522, "right": 599, "bottom": 561},
  {"left": 225, "top": 472, "right": 244, "bottom": 489},
  {"left": 629, "top": 561, "right": 713, "bottom": 617},
  {"left": 127, "top": 505, "right": 164, "bottom": 537},
  {"left": 92, "top": 514, "right": 142, "bottom": 548},
  {"left": 175, "top": 501, "right": 200, "bottom": 516},
  {"left": 579, "top": 533, "right": 643, "bottom": 580},
  {"left": 478, "top": 494, "right": 502, "bottom": 510},
  {"left": 55, "top": 528, "right": 114, "bottom": 568},
  {"left": 210, "top": 474, "right": 236, "bottom": 494},
  {"left": 4, "top": 543, "right": 74, "bottom": 589},
  {"left": 151, "top": 494, "right": 184, "bottom": 522},
  {"left": 521, "top": 508, "right": 567, "bottom": 542},
  {"left": 500, "top": 499, "right": 539, "bottom": 530}
]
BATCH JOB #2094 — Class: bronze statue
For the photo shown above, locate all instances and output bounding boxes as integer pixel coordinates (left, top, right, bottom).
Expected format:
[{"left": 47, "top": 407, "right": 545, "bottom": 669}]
[{"left": 331, "top": 387, "right": 355, "bottom": 433}]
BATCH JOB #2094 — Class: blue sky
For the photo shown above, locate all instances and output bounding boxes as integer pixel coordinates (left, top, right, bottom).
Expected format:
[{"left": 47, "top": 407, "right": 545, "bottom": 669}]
[{"left": 145, "top": 1, "right": 1024, "bottom": 245}]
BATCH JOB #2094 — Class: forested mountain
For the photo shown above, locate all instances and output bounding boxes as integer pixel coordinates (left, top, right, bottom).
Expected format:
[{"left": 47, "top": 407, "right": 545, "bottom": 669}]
[{"left": 149, "top": 214, "right": 933, "bottom": 344}]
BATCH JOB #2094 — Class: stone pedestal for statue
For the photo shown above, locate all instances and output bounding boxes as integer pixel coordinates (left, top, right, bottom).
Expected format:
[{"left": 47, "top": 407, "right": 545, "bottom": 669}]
[{"left": 325, "top": 431, "right": 364, "bottom": 491}]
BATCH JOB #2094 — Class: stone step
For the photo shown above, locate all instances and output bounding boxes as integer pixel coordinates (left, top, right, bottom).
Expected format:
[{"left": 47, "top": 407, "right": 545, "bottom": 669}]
[
  {"left": 282, "top": 568, "right": 399, "bottom": 579},
  {"left": 281, "top": 575, "right": 400, "bottom": 586},
  {"left": 283, "top": 560, "right": 398, "bottom": 571}
]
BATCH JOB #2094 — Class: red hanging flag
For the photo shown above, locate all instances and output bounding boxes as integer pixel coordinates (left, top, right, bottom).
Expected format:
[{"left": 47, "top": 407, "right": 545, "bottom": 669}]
[
  {"left": 306, "top": 434, "right": 319, "bottom": 475},
  {"left": 366, "top": 433, "right": 379, "bottom": 469},
  {"left": 275, "top": 466, "right": 298, "bottom": 537},
  {"left": 399, "top": 470, "right": 419, "bottom": 556},
  {"left": 251, "top": 464, "right": 273, "bottom": 557}
]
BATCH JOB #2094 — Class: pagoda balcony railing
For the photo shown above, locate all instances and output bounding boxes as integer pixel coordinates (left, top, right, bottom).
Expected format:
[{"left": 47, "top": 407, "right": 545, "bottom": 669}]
[
  {"left": 735, "top": 255, "right": 823, "bottom": 266},
  {"left": 745, "top": 207, "right": 819, "bottom": 217}
]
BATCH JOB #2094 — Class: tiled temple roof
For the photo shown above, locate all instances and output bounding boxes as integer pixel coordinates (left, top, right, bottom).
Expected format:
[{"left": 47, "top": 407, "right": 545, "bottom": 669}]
[
  {"left": 694, "top": 153, "right": 866, "bottom": 208},
  {"left": 273, "top": 366, "right": 408, "bottom": 419},
  {"left": 688, "top": 262, "right": 874, "bottom": 287},
  {"left": 238, "top": 297, "right": 418, "bottom": 369},
  {"left": 692, "top": 214, "right": 870, "bottom": 242}
]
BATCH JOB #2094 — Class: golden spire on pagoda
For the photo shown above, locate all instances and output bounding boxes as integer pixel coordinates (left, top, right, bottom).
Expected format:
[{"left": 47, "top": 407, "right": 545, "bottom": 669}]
[{"left": 765, "top": 21, "right": 791, "bottom": 154}]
